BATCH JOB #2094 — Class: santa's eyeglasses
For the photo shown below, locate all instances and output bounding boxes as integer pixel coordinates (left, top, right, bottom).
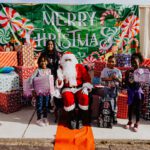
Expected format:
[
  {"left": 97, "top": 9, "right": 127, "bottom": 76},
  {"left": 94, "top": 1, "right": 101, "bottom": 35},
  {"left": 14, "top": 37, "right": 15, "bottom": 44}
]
[{"left": 65, "top": 59, "right": 71, "bottom": 61}]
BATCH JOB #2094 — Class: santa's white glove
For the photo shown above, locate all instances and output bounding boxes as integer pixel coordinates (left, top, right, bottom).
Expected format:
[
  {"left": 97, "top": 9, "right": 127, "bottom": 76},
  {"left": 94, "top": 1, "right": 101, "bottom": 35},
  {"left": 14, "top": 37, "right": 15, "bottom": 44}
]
[{"left": 82, "top": 87, "right": 88, "bottom": 95}]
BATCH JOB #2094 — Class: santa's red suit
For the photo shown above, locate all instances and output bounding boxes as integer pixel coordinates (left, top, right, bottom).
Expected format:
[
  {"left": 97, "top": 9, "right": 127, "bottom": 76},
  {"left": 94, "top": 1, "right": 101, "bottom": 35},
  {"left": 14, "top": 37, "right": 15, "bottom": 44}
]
[{"left": 56, "top": 53, "right": 93, "bottom": 112}]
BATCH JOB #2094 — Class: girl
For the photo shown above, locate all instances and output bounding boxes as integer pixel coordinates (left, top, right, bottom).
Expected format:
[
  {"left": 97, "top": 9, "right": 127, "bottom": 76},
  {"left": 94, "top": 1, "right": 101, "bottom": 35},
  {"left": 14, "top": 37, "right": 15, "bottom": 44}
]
[
  {"left": 40, "top": 40, "right": 60, "bottom": 112},
  {"left": 30, "top": 56, "right": 52, "bottom": 127},
  {"left": 125, "top": 52, "right": 144, "bottom": 132}
]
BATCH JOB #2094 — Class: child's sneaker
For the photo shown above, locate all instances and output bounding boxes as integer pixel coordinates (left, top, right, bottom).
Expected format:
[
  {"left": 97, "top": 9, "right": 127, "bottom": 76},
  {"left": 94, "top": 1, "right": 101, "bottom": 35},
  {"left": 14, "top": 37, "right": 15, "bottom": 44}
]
[
  {"left": 43, "top": 118, "right": 49, "bottom": 126},
  {"left": 124, "top": 121, "right": 132, "bottom": 129},
  {"left": 133, "top": 123, "right": 138, "bottom": 132},
  {"left": 36, "top": 119, "right": 45, "bottom": 127}
]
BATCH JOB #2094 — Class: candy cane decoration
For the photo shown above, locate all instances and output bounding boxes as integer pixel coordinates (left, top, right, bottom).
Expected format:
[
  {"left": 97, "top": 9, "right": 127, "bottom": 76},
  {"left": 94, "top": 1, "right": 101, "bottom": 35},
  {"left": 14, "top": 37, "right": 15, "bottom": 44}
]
[
  {"left": 128, "top": 38, "right": 139, "bottom": 47},
  {"left": 100, "top": 9, "right": 119, "bottom": 26}
]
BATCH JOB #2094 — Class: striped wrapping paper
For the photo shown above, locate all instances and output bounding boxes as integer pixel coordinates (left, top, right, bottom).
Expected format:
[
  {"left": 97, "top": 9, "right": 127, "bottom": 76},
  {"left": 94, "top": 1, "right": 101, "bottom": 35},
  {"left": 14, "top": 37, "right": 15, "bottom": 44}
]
[{"left": 0, "top": 52, "right": 18, "bottom": 67}]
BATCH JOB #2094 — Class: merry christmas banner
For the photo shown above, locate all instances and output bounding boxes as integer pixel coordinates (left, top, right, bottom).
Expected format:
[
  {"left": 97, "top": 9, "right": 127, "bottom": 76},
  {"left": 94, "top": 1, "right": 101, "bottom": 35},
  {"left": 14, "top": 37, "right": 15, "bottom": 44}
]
[{"left": 0, "top": 3, "right": 139, "bottom": 63}]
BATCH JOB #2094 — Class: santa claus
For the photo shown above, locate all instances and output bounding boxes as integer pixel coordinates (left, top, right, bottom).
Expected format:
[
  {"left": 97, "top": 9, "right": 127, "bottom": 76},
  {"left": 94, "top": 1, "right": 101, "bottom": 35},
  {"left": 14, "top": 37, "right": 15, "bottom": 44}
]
[{"left": 56, "top": 52, "right": 93, "bottom": 129}]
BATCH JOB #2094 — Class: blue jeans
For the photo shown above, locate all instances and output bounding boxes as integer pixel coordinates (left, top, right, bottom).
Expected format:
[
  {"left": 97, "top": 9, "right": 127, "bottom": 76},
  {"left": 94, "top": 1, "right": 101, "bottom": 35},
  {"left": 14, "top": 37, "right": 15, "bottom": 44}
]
[{"left": 36, "top": 95, "right": 50, "bottom": 120}]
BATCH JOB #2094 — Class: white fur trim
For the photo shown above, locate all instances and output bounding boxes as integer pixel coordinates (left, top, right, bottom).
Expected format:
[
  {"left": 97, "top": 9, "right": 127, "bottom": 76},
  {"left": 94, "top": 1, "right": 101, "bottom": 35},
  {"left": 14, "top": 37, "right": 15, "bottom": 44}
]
[
  {"left": 57, "top": 68, "right": 63, "bottom": 80},
  {"left": 56, "top": 79, "right": 64, "bottom": 89},
  {"left": 83, "top": 83, "right": 93, "bottom": 90},
  {"left": 64, "top": 104, "right": 75, "bottom": 112},
  {"left": 60, "top": 53, "right": 78, "bottom": 65},
  {"left": 78, "top": 104, "right": 89, "bottom": 110}
]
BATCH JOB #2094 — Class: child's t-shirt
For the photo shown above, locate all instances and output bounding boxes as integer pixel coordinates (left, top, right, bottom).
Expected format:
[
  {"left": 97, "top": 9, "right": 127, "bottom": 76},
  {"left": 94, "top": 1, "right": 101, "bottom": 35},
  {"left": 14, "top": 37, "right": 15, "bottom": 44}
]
[{"left": 100, "top": 67, "right": 122, "bottom": 87}]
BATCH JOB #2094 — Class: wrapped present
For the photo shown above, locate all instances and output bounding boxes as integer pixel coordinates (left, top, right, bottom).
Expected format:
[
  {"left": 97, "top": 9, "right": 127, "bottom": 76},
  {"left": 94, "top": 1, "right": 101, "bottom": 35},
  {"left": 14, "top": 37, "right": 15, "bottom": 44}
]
[
  {"left": 141, "top": 83, "right": 150, "bottom": 120},
  {"left": 0, "top": 71, "right": 19, "bottom": 92},
  {"left": 115, "top": 54, "right": 131, "bottom": 67},
  {"left": 134, "top": 68, "right": 150, "bottom": 83},
  {"left": 94, "top": 61, "right": 106, "bottom": 77},
  {"left": 0, "top": 52, "right": 18, "bottom": 67},
  {"left": 15, "top": 66, "right": 36, "bottom": 87},
  {"left": 141, "top": 59, "right": 150, "bottom": 68},
  {"left": 33, "top": 75, "right": 54, "bottom": 96},
  {"left": 17, "top": 44, "right": 35, "bottom": 67},
  {"left": 0, "top": 90, "right": 22, "bottom": 113},
  {"left": 117, "top": 93, "right": 128, "bottom": 119}
]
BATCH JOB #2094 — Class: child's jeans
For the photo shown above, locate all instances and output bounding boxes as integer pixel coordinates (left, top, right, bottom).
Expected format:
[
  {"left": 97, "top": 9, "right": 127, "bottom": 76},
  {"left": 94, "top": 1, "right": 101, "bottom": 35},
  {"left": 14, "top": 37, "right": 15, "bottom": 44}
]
[{"left": 36, "top": 95, "right": 50, "bottom": 120}]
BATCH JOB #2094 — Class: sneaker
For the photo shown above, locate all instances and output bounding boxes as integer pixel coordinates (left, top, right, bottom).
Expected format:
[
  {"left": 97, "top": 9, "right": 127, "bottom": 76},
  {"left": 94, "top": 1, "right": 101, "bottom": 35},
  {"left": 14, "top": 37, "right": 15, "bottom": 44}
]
[
  {"left": 77, "top": 120, "right": 83, "bottom": 129},
  {"left": 69, "top": 120, "right": 77, "bottom": 129},
  {"left": 125, "top": 121, "right": 132, "bottom": 129},
  {"left": 133, "top": 123, "right": 138, "bottom": 132},
  {"left": 36, "top": 119, "right": 45, "bottom": 127},
  {"left": 43, "top": 118, "right": 49, "bottom": 126}
]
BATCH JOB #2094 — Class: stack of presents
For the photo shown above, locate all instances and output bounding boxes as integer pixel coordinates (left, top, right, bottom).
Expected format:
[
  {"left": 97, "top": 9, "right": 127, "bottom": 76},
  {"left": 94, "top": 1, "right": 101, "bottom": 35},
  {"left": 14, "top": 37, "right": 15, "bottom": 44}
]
[
  {"left": 91, "top": 54, "right": 150, "bottom": 127},
  {"left": 0, "top": 45, "right": 36, "bottom": 113}
]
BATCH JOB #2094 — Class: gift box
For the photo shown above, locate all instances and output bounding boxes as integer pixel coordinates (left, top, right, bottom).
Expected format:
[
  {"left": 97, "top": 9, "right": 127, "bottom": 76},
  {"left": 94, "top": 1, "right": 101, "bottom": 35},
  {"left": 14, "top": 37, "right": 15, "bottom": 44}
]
[
  {"left": 117, "top": 93, "right": 128, "bottom": 119},
  {"left": 0, "top": 90, "right": 22, "bottom": 113},
  {"left": 33, "top": 75, "right": 54, "bottom": 96},
  {"left": 0, "top": 52, "right": 18, "bottom": 67},
  {"left": 134, "top": 68, "right": 150, "bottom": 83},
  {"left": 94, "top": 61, "right": 106, "bottom": 77},
  {"left": 17, "top": 44, "right": 35, "bottom": 67},
  {"left": 0, "top": 71, "right": 20, "bottom": 92},
  {"left": 141, "top": 59, "right": 150, "bottom": 68},
  {"left": 15, "top": 66, "right": 36, "bottom": 87},
  {"left": 115, "top": 54, "right": 131, "bottom": 67}
]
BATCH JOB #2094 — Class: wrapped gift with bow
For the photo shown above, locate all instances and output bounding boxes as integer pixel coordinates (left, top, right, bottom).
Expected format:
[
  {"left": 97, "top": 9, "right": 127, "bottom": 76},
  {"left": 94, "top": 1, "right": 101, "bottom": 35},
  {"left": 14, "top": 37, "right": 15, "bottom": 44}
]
[
  {"left": 33, "top": 75, "right": 54, "bottom": 96},
  {"left": 134, "top": 68, "right": 150, "bottom": 83}
]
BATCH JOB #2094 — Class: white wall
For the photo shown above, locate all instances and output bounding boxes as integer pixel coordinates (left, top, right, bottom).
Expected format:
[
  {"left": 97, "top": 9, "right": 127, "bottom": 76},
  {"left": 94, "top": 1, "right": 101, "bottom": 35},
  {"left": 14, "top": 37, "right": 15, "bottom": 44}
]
[{"left": 0, "top": 0, "right": 150, "bottom": 5}]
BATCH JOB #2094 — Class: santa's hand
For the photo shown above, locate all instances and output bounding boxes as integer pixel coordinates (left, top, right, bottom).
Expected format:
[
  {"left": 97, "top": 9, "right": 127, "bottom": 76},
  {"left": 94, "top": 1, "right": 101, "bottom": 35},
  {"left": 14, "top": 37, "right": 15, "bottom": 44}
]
[{"left": 82, "top": 87, "right": 88, "bottom": 95}]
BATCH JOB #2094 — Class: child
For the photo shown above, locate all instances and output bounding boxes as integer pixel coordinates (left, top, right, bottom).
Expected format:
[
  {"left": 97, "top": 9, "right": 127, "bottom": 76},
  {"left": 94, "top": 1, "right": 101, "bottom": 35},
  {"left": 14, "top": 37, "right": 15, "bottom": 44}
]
[
  {"left": 30, "top": 55, "right": 52, "bottom": 127},
  {"left": 100, "top": 55, "right": 122, "bottom": 124},
  {"left": 124, "top": 52, "right": 144, "bottom": 132}
]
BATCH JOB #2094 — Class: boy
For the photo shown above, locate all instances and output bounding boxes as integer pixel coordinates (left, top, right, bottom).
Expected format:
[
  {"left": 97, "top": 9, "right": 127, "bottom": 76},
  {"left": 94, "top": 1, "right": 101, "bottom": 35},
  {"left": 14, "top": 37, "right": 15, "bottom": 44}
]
[{"left": 101, "top": 55, "right": 122, "bottom": 124}]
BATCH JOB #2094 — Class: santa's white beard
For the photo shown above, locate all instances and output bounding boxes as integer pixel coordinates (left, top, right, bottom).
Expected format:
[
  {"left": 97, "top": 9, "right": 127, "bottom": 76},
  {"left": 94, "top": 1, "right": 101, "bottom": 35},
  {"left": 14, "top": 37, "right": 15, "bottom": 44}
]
[{"left": 62, "top": 61, "right": 77, "bottom": 87}]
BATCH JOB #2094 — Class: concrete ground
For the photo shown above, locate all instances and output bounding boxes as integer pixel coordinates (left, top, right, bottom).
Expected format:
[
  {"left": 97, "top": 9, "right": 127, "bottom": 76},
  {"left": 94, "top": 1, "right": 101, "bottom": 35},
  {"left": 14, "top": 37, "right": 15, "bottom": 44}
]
[{"left": 0, "top": 106, "right": 150, "bottom": 149}]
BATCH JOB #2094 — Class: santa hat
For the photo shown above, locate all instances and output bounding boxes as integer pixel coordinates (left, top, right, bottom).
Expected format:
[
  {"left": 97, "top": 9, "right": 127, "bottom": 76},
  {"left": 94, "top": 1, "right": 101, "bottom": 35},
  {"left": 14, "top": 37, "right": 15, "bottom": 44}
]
[{"left": 60, "top": 51, "right": 78, "bottom": 65}]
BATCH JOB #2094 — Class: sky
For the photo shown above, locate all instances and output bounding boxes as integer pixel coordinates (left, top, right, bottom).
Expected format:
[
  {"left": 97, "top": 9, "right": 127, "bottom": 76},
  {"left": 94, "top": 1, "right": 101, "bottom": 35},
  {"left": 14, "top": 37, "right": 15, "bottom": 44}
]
[{"left": 0, "top": 0, "right": 150, "bottom": 5}]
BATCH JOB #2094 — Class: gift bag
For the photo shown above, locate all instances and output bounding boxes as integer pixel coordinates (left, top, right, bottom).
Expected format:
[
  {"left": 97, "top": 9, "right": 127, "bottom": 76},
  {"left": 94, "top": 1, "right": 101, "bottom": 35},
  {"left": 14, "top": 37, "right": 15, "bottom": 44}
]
[
  {"left": 23, "top": 79, "right": 33, "bottom": 98},
  {"left": 33, "top": 75, "right": 54, "bottom": 96},
  {"left": 97, "top": 97, "right": 113, "bottom": 128},
  {"left": 134, "top": 68, "right": 150, "bottom": 83}
]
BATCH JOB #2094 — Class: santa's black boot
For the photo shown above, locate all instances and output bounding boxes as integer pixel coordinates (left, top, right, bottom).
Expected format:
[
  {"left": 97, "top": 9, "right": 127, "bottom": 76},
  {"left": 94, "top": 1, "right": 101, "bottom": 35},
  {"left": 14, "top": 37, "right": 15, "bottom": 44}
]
[
  {"left": 81, "top": 110, "right": 90, "bottom": 127},
  {"left": 67, "top": 109, "right": 77, "bottom": 129},
  {"left": 77, "top": 109, "right": 90, "bottom": 129}
]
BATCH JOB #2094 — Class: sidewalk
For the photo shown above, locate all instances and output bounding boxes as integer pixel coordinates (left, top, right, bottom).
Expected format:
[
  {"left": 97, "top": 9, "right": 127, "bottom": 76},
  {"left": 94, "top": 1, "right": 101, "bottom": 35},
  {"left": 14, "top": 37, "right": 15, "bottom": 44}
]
[{"left": 0, "top": 106, "right": 150, "bottom": 149}]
